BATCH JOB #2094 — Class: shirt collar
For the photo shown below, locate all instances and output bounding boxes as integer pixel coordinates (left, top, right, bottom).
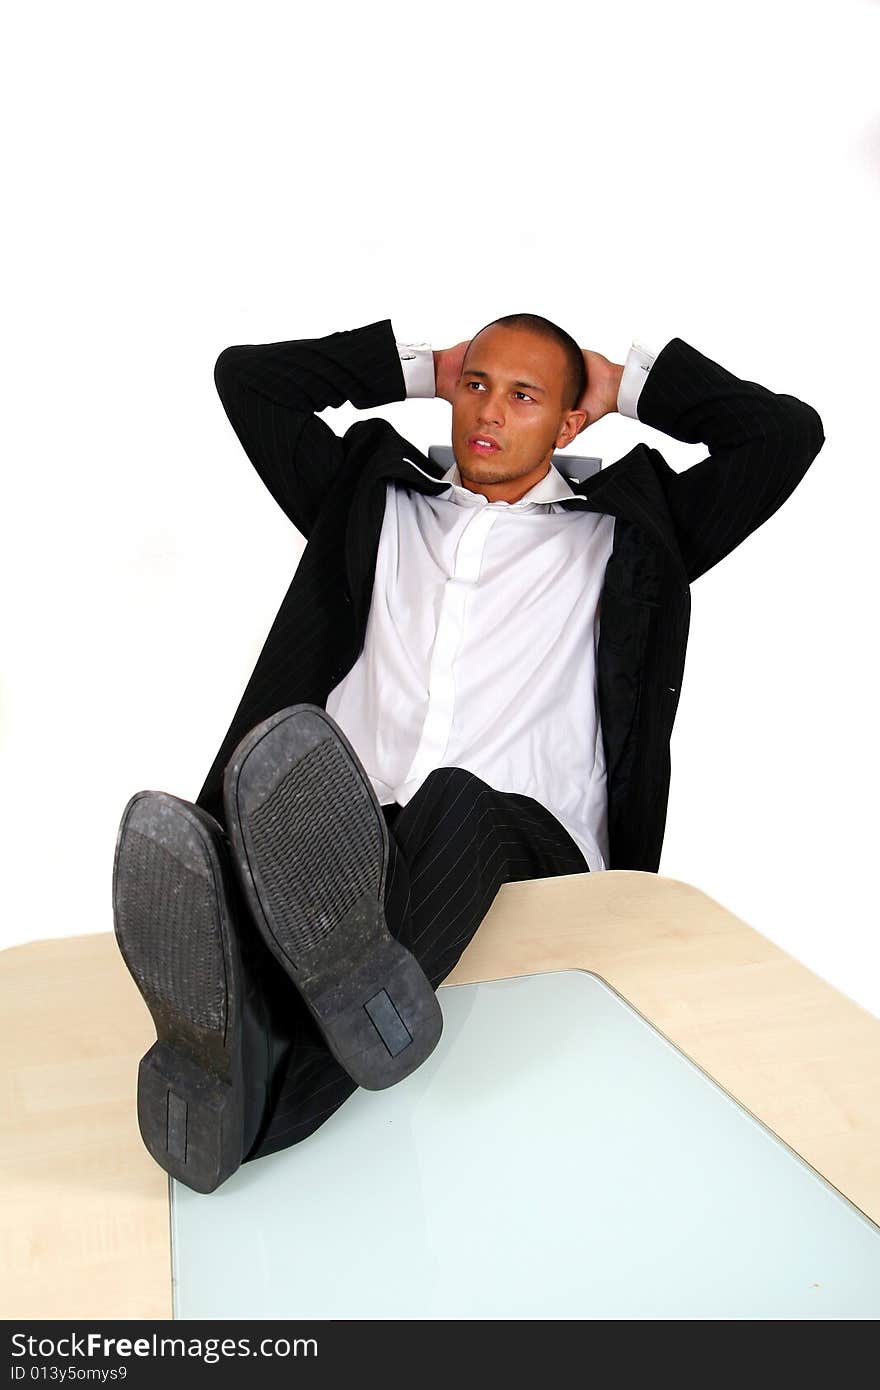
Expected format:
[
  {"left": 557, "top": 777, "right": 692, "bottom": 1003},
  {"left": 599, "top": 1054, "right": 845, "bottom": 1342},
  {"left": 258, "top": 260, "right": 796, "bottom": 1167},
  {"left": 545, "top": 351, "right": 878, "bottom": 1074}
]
[{"left": 439, "top": 460, "right": 577, "bottom": 508}]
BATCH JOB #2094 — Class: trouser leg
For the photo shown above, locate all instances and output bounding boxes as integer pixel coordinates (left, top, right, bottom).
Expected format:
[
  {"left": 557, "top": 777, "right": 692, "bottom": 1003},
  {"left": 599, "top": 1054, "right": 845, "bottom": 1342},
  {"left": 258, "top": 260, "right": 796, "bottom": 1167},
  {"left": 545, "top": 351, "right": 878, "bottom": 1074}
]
[{"left": 247, "top": 765, "right": 589, "bottom": 1161}]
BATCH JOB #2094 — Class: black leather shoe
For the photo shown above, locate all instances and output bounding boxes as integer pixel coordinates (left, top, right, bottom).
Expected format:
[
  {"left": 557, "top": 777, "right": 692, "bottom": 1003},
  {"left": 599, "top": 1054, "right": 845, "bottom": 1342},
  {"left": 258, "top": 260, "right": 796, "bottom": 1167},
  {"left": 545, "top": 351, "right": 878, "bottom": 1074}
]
[
  {"left": 223, "top": 705, "right": 443, "bottom": 1091},
  {"left": 112, "top": 790, "right": 287, "bottom": 1193}
]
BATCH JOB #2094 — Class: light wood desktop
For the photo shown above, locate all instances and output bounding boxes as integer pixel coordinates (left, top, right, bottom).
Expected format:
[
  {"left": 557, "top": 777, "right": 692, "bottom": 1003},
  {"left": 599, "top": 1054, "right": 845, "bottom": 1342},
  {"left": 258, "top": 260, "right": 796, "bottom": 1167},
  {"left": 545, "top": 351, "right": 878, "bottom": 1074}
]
[{"left": 2, "top": 870, "right": 878, "bottom": 1319}]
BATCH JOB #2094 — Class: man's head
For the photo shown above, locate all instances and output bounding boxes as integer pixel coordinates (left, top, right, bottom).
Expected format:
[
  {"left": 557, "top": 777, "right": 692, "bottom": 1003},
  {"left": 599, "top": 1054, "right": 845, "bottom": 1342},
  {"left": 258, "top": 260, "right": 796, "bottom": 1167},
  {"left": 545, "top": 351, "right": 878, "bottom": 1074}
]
[{"left": 451, "top": 313, "right": 588, "bottom": 503}]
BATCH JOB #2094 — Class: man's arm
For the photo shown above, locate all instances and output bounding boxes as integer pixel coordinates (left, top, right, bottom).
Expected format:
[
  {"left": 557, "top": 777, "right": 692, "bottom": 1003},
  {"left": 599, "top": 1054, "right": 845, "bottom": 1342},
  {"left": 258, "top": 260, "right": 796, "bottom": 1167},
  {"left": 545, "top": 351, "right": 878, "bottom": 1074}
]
[
  {"left": 620, "top": 337, "right": 825, "bottom": 583},
  {"left": 213, "top": 318, "right": 411, "bottom": 537}
]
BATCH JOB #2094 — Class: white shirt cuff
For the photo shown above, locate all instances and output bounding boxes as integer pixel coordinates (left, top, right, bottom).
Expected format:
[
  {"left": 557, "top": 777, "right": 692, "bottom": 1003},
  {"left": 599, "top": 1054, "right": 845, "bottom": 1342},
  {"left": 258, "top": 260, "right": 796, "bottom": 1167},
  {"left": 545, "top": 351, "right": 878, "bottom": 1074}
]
[
  {"left": 397, "top": 341, "right": 436, "bottom": 398},
  {"left": 617, "top": 340, "right": 660, "bottom": 420}
]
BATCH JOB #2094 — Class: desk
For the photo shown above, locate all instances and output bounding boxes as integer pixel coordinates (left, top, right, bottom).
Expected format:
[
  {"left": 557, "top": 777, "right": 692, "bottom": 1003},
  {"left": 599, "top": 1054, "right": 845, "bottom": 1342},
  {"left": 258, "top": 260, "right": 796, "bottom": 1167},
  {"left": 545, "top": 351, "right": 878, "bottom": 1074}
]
[{"left": 3, "top": 871, "right": 879, "bottom": 1318}]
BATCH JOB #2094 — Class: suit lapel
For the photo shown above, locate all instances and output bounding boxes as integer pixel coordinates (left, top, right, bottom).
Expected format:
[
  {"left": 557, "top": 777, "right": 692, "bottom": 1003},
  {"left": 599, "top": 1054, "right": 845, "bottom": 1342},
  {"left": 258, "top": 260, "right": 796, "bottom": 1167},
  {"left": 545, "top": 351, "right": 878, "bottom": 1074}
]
[
  {"left": 344, "top": 433, "right": 448, "bottom": 632},
  {"left": 561, "top": 445, "right": 687, "bottom": 581}
]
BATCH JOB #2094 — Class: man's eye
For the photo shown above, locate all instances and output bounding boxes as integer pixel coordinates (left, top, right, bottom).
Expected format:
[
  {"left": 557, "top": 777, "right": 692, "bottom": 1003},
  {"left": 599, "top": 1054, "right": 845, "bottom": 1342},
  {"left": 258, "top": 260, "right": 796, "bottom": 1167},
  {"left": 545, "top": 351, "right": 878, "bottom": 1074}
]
[{"left": 465, "top": 381, "right": 532, "bottom": 402}]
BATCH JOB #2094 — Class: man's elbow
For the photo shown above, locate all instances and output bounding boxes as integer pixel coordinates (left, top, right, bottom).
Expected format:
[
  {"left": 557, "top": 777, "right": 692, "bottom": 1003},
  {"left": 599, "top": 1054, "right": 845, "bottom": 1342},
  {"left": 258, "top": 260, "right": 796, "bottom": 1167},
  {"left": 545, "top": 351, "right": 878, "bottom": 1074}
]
[
  {"left": 799, "top": 400, "right": 825, "bottom": 459},
  {"left": 802, "top": 410, "right": 825, "bottom": 498},
  {"left": 213, "top": 345, "right": 244, "bottom": 403},
  {"left": 777, "top": 395, "right": 825, "bottom": 475}
]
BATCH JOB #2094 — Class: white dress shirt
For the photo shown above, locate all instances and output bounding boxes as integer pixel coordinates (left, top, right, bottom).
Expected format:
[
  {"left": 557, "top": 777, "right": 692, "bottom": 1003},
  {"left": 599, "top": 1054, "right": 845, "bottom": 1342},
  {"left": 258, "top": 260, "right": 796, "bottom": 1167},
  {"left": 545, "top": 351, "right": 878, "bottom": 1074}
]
[{"left": 325, "top": 337, "right": 660, "bottom": 872}]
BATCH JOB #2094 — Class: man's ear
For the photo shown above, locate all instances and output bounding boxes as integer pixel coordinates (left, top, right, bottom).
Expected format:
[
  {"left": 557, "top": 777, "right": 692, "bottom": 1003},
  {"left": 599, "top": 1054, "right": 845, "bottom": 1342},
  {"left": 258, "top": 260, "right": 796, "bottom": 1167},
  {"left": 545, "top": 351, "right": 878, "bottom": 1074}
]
[{"left": 557, "top": 408, "right": 589, "bottom": 446}]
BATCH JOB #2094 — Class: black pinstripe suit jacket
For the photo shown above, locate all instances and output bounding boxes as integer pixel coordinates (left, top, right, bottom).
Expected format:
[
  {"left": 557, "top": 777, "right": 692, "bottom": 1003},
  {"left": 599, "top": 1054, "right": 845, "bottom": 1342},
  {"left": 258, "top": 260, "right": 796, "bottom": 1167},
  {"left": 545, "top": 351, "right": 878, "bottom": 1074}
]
[{"left": 196, "top": 319, "right": 824, "bottom": 872}]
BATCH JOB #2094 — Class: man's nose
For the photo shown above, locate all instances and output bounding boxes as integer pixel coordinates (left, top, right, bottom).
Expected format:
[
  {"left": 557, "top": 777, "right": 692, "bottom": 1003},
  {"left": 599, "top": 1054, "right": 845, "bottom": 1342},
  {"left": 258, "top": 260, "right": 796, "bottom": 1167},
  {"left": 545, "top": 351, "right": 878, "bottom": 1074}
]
[{"left": 477, "top": 392, "right": 504, "bottom": 426}]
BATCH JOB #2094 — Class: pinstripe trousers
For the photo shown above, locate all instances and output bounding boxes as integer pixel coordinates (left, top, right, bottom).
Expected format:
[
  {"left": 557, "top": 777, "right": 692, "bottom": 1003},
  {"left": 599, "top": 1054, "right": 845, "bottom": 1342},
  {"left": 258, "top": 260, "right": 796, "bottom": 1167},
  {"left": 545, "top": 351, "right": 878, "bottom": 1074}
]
[{"left": 245, "top": 765, "right": 589, "bottom": 1160}]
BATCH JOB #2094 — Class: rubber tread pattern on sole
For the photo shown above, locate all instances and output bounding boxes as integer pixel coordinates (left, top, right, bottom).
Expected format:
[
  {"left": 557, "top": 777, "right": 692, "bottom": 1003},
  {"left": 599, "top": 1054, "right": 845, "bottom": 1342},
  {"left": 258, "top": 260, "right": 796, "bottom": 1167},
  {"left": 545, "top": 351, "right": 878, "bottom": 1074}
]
[
  {"left": 114, "top": 825, "right": 227, "bottom": 1034},
  {"left": 247, "top": 737, "right": 384, "bottom": 964}
]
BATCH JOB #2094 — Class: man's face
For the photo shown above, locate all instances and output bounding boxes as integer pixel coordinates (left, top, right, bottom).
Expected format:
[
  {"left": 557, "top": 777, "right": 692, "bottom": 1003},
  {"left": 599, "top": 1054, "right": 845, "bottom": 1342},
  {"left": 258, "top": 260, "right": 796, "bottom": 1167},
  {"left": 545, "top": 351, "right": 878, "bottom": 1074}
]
[{"left": 450, "top": 325, "right": 582, "bottom": 502}]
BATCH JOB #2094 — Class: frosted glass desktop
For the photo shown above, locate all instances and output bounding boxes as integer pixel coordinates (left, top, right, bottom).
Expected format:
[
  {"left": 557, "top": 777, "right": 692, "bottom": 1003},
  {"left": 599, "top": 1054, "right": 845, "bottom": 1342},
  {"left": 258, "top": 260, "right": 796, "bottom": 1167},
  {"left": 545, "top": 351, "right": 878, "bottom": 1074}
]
[{"left": 171, "top": 971, "right": 880, "bottom": 1319}]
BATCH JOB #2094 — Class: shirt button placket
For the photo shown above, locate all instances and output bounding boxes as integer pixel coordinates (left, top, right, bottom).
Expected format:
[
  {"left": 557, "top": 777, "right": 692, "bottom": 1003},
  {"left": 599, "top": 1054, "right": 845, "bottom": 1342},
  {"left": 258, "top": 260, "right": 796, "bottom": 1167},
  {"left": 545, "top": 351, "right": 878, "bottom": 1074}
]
[{"left": 398, "top": 504, "right": 499, "bottom": 797}]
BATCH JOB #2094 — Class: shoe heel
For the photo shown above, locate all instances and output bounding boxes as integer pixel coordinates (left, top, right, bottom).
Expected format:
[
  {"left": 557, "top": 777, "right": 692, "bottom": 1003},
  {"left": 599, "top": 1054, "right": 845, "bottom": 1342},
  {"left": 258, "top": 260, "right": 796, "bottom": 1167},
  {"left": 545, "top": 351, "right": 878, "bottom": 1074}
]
[
  {"left": 137, "top": 1042, "right": 242, "bottom": 1195},
  {"left": 305, "top": 929, "right": 444, "bottom": 1090}
]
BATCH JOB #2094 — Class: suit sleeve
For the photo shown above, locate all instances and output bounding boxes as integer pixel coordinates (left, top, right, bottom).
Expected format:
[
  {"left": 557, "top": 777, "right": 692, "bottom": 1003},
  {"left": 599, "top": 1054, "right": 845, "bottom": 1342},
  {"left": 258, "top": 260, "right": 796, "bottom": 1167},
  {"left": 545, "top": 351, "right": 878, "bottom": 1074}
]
[
  {"left": 213, "top": 317, "right": 407, "bottom": 537},
  {"left": 634, "top": 337, "right": 825, "bottom": 583}
]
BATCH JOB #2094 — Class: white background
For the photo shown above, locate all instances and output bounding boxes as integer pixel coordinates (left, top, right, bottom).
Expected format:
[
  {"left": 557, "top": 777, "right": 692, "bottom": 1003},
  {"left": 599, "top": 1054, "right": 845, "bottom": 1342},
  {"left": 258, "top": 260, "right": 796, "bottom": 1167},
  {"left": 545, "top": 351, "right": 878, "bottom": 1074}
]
[{"left": 3, "top": 0, "right": 878, "bottom": 1016}]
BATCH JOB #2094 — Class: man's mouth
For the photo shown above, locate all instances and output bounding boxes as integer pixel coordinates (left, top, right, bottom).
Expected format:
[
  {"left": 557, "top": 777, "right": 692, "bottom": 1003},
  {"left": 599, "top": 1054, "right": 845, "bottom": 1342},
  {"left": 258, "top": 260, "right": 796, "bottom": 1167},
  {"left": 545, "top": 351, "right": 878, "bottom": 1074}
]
[{"left": 466, "top": 434, "right": 501, "bottom": 454}]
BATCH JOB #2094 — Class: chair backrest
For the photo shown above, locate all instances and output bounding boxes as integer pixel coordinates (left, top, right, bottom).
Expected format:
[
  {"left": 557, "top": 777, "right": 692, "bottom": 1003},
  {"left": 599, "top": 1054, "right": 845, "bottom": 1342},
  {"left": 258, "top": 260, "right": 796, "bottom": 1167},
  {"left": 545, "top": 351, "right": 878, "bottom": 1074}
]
[{"left": 427, "top": 445, "right": 602, "bottom": 484}]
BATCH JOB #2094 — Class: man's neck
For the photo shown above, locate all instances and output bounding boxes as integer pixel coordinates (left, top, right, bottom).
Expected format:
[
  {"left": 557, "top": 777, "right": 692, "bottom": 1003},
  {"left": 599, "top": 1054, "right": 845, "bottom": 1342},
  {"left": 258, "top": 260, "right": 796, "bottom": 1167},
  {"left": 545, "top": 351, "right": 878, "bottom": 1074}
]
[{"left": 458, "top": 458, "right": 553, "bottom": 504}]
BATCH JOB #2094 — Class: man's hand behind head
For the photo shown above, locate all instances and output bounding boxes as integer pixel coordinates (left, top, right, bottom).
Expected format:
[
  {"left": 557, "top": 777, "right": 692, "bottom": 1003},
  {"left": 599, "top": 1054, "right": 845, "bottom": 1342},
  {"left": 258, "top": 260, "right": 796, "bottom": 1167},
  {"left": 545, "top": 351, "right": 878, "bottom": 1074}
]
[
  {"left": 434, "top": 340, "right": 471, "bottom": 403},
  {"left": 574, "top": 349, "right": 624, "bottom": 433}
]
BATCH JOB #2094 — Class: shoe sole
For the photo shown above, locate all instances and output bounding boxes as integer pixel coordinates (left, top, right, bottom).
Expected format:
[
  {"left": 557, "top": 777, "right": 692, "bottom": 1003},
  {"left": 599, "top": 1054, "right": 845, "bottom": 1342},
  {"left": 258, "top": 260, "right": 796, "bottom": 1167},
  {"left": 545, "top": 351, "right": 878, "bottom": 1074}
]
[
  {"left": 112, "top": 791, "right": 245, "bottom": 1194},
  {"left": 222, "top": 705, "right": 443, "bottom": 1090}
]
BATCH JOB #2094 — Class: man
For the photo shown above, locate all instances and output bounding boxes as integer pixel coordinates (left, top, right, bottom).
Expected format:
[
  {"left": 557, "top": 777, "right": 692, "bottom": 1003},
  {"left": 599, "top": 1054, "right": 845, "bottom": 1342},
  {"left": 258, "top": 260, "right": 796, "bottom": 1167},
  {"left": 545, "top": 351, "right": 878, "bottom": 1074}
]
[{"left": 112, "top": 314, "right": 824, "bottom": 1193}]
